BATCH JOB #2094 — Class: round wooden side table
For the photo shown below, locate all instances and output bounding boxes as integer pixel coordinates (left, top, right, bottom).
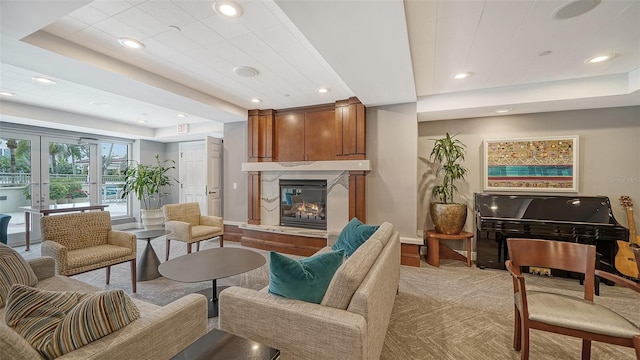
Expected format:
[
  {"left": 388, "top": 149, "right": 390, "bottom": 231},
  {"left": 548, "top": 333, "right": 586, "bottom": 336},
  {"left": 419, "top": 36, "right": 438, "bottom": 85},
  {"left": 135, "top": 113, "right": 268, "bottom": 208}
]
[{"left": 424, "top": 230, "right": 473, "bottom": 267}]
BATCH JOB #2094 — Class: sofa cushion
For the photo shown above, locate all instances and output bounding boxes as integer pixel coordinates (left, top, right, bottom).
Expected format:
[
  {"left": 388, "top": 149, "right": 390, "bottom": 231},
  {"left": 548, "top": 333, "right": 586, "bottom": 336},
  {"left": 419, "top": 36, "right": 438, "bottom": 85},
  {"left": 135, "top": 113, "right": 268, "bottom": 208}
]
[
  {"left": 0, "top": 243, "right": 38, "bottom": 308},
  {"left": 5, "top": 284, "right": 139, "bottom": 359},
  {"left": 268, "top": 250, "right": 344, "bottom": 304},
  {"left": 321, "top": 235, "right": 383, "bottom": 309},
  {"left": 332, "top": 218, "right": 379, "bottom": 257}
]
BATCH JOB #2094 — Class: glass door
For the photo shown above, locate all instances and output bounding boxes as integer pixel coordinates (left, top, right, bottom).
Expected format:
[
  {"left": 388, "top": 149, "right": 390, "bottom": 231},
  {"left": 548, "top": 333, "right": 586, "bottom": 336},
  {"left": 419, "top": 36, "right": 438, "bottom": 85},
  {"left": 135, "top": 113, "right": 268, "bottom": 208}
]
[
  {"left": 44, "top": 138, "right": 92, "bottom": 206},
  {"left": 0, "top": 132, "right": 40, "bottom": 241}
]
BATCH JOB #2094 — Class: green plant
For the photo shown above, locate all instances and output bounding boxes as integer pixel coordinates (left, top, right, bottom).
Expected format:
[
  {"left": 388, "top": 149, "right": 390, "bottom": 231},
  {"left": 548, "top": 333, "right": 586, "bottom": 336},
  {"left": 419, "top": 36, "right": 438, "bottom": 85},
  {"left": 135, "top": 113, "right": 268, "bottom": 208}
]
[
  {"left": 429, "top": 132, "right": 467, "bottom": 204},
  {"left": 120, "top": 154, "right": 177, "bottom": 210},
  {"left": 49, "top": 182, "right": 69, "bottom": 201}
]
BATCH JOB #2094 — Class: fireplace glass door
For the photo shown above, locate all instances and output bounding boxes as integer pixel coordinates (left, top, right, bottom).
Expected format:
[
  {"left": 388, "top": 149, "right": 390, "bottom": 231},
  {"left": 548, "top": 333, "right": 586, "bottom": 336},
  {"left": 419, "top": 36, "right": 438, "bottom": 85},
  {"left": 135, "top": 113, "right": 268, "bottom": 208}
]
[{"left": 280, "top": 180, "right": 327, "bottom": 230}]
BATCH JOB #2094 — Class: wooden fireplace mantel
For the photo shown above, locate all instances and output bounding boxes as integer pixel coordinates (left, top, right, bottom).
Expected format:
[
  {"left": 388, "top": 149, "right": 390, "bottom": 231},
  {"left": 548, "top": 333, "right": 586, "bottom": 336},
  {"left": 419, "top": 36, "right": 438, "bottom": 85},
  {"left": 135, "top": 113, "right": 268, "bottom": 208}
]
[{"left": 246, "top": 97, "right": 368, "bottom": 226}]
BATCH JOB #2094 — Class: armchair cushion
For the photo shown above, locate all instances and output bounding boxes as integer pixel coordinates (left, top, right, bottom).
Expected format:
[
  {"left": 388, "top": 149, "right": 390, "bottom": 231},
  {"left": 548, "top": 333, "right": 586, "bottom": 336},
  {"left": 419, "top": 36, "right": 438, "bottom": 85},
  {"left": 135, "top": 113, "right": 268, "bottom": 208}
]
[
  {"left": 5, "top": 284, "right": 140, "bottom": 359},
  {"left": 332, "top": 218, "right": 379, "bottom": 257},
  {"left": 268, "top": 250, "right": 344, "bottom": 304},
  {"left": 0, "top": 243, "right": 38, "bottom": 308}
]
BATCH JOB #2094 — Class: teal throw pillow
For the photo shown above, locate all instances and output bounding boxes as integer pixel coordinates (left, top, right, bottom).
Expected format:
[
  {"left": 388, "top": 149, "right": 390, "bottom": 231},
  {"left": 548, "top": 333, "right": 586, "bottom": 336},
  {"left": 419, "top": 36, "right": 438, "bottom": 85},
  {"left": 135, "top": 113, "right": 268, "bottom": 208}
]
[
  {"left": 332, "top": 217, "right": 380, "bottom": 257},
  {"left": 268, "top": 250, "right": 344, "bottom": 304}
]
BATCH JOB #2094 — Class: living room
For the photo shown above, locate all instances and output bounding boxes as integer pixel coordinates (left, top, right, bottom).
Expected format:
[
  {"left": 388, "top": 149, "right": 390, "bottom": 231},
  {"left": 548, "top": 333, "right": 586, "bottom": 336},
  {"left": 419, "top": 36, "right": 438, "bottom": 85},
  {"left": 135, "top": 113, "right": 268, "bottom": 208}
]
[{"left": 1, "top": 1, "right": 639, "bottom": 359}]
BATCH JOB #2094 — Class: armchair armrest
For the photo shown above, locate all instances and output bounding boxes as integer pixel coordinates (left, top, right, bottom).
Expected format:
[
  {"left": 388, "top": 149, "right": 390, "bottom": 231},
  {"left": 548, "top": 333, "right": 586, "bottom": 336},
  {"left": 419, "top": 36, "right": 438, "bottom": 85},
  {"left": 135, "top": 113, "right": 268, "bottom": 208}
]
[
  {"left": 595, "top": 270, "right": 640, "bottom": 293},
  {"left": 41, "top": 240, "right": 68, "bottom": 274},
  {"left": 165, "top": 220, "right": 192, "bottom": 241},
  {"left": 200, "top": 215, "right": 222, "bottom": 228},
  {"left": 107, "top": 230, "right": 136, "bottom": 251},
  {"left": 219, "top": 286, "right": 367, "bottom": 359},
  {"left": 27, "top": 256, "right": 56, "bottom": 281}
]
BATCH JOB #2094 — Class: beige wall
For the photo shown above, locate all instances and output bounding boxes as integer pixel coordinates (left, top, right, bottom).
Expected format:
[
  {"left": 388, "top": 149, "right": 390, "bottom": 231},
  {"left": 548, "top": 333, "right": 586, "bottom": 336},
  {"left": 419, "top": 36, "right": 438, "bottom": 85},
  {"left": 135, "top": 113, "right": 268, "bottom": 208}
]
[
  {"left": 367, "top": 103, "right": 419, "bottom": 240},
  {"left": 222, "top": 121, "right": 248, "bottom": 223},
  {"left": 418, "top": 106, "right": 640, "bottom": 237}
]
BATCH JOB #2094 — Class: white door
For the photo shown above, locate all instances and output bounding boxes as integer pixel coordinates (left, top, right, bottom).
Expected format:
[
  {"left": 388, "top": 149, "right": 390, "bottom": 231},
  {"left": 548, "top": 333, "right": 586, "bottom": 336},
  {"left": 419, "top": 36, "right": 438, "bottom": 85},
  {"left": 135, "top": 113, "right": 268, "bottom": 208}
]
[
  {"left": 179, "top": 141, "right": 207, "bottom": 213},
  {"left": 206, "top": 136, "right": 222, "bottom": 217}
]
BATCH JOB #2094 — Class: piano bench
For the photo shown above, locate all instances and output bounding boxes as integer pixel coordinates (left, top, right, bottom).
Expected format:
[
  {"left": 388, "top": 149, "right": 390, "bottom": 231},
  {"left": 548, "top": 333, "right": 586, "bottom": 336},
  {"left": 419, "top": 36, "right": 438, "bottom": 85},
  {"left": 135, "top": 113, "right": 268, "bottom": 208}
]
[{"left": 424, "top": 230, "right": 474, "bottom": 267}]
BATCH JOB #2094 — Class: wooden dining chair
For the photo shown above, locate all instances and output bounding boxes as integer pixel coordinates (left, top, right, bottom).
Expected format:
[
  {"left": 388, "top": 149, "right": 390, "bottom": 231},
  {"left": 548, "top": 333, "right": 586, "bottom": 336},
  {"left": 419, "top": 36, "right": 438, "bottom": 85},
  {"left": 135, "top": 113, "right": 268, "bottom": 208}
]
[{"left": 505, "top": 238, "right": 640, "bottom": 360}]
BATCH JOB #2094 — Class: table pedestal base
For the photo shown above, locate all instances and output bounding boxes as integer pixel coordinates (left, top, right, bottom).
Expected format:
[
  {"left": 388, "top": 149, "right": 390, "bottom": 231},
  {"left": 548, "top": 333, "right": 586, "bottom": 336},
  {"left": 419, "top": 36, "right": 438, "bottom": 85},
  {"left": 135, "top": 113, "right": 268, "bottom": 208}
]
[
  {"left": 137, "top": 241, "right": 161, "bottom": 281},
  {"left": 195, "top": 281, "right": 230, "bottom": 318}
]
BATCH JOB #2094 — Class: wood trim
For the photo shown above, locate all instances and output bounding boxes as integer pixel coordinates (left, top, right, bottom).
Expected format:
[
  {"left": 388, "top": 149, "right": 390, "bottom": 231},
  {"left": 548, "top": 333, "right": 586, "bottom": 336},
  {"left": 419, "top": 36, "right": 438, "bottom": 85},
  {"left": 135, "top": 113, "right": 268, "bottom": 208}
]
[
  {"left": 223, "top": 224, "right": 242, "bottom": 243},
  {"left": 247, "top": 172, "right": 261, "bottom": 225},
  {"left": 355, "top": 100, "right": 365, "bottom": 155},
  {"left": 259, "top": 109, "right": 274, "bottom": 161},
  {"left": 241, "top": 229, "right": 326, "bottom": 257},
  {"left": 401, "top": 243, "right": 421, "bottom": 267},
  {"left": 349, "top": 171, "right": 366, "bottom": 222},
  {"left": 334, "top": 105, "right": 344, "bottom": 156}
]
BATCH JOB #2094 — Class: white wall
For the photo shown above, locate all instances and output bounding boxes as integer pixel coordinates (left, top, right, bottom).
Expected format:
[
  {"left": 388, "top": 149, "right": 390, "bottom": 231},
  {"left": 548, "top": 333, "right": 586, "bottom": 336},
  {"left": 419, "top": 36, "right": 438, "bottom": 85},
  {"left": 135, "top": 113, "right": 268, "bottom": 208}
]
[
  {"left": 418, "top": 106, "right": 640, "bottom": 240},
  {"left": 366, "top": 103, "right": 419, "bottom": 240}
]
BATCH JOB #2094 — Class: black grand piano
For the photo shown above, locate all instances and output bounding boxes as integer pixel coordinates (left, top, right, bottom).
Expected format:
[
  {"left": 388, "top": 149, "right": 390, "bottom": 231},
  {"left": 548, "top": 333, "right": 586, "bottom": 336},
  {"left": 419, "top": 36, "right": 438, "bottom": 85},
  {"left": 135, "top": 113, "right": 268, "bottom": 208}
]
[{"left": 475, "top": 193, "right": 628, "bottom": 275}]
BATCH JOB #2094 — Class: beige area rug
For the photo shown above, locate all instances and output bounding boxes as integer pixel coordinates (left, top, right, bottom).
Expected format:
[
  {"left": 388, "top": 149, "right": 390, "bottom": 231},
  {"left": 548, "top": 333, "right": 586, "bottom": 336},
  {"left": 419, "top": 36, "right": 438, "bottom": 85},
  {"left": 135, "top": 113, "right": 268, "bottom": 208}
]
[{"left": 17, "top": 237, "right": 639, "bottom": 360}]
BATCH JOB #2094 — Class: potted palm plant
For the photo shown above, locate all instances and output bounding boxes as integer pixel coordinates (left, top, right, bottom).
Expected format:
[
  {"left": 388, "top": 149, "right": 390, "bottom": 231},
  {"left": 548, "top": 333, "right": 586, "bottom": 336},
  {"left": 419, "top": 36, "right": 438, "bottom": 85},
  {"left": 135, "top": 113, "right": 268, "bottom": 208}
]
[
  {"left": 429, "top": 132, "right": 468, "bottom": 234},
  {"left": 120, "top": 154, "right": 177, "bottom": 230}
]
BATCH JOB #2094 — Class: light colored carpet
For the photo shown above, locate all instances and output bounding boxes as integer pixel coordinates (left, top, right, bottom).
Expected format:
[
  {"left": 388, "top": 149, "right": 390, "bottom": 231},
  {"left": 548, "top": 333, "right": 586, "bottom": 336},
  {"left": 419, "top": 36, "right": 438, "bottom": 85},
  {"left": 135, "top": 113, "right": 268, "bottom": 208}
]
[{"left": 17, "top": 237, "right": 639, "bottom": 359}]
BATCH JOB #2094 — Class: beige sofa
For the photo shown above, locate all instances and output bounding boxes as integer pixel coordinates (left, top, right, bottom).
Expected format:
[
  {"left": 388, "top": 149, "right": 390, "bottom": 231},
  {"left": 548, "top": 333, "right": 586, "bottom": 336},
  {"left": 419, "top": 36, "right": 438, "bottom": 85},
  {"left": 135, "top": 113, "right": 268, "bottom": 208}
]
[
  {"left": 1, "top": 256, "right": 208, "bottom": 360},
  {"left": 219, "top": 222, "right": 400, "bottom": 360}
]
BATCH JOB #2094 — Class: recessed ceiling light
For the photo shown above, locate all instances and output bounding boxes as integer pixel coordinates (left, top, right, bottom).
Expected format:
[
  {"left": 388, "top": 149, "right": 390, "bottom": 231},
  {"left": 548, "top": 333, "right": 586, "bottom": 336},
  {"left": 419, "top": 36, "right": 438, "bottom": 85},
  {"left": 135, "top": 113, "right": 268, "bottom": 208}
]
[
  {"left": 0, "top": 91, "right": 16, "bottom": 97},
  {"left": 552, "top": 0, "right": 601, "bottom": 20},
  {"left": 177, "top": 113, "right": 187, "bottom": 118},
  {"left": 585, "top": 54, "right": 616, "bottom": 63},
  {"left": 32, "top": 76, "right": 56, "bottom": 84},
  {"left": 452, "top": 72, "right": 471, "bottom": 79},
  {"left": 233, "top": 66, "right": 258, "bottom": 77},
  {"left": 138, "top": 120, "right": 148, "bottom": 123},
  {"left": 317, "top": 88, "right": 331, "bottom": 94},
  {"left": 251, "top": 98, "right": 262, "bottom": 103},
  {"left": 118, "top": 37, "right": 145, "bottom": 49},
  {"left": 214, "top": 1, "right": 243, "bottom": 18},
  {"left": 495, "top": 108, "right": 512, "bottom": 114}
]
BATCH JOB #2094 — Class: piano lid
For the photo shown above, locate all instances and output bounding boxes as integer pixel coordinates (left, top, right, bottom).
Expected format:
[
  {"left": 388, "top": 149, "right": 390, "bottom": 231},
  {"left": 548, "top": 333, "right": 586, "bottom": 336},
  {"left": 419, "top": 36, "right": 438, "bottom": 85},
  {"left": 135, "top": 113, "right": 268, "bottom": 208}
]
[{"left": 474, "top": 193, "right": 619, "bottom": 224}]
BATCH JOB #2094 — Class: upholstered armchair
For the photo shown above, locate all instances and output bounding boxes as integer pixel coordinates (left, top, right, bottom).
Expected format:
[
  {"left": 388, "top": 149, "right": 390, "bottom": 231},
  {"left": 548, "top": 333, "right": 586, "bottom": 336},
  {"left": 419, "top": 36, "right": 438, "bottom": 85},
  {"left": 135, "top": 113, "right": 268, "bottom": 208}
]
[
  {"left": 40, "top": 211, "right": 137, "bottom": 292},
  {"left": 163, "top": 202, "right": 224, "bottom": 260}
]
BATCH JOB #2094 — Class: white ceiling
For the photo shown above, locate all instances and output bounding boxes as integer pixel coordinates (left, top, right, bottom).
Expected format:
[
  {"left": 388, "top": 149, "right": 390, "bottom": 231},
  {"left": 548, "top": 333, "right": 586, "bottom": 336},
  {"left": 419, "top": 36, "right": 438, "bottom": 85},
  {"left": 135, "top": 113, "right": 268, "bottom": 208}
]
[{"left": 0, "top": 0, "right": 638, "bottom": 142}]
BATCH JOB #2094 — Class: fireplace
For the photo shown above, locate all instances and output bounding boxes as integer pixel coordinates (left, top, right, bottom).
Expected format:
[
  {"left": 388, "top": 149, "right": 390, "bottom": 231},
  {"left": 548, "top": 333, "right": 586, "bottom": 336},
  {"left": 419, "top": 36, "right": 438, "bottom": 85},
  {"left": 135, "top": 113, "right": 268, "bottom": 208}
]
[{"left": 280, "top": 179, "right": 327, "bottom": 230}]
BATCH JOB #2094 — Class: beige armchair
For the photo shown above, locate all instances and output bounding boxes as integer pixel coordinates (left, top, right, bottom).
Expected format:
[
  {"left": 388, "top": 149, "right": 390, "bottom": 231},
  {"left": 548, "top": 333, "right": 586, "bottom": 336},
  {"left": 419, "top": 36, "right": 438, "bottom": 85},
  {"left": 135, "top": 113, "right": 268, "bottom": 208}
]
[
  {"left": 163, "top": 202, "right": 224, "bottom": 260},
  {"left": 40, "top": 211, "right": 137, "bottom": 293}
]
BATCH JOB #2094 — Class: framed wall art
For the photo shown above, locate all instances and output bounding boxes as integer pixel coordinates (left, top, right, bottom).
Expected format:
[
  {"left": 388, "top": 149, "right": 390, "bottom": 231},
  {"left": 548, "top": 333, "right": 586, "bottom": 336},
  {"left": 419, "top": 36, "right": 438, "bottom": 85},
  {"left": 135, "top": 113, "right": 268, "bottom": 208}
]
[{"left": 483, "top": 136, "right": 579, "bottom": 192}]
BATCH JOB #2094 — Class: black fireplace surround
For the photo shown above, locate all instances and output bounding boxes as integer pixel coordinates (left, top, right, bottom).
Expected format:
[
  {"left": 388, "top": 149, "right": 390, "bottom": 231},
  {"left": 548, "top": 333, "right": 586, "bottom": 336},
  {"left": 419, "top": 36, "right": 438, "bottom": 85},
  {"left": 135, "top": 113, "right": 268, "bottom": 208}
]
[{"left": 280, "top": 179, "right": 327, "bottom": 230}]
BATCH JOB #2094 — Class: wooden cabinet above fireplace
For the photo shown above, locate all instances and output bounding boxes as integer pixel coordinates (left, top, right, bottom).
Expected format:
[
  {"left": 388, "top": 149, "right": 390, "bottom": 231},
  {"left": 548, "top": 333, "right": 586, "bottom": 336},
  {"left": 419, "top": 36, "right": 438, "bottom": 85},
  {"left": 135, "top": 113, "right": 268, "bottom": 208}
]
[{"left": 248, "top": 97, "right": 365, "bottom": 162}]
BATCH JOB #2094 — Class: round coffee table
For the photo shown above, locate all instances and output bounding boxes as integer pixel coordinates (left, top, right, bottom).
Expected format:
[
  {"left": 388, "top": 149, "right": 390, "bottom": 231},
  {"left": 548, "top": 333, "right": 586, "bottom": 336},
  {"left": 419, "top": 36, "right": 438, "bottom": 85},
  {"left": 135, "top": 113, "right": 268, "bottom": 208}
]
[
  {"left": 158, "top": 247, "right": 266, "bottom": 318},
  {"left": 133, "top": 229, "right": 170, "bottom": 281}
]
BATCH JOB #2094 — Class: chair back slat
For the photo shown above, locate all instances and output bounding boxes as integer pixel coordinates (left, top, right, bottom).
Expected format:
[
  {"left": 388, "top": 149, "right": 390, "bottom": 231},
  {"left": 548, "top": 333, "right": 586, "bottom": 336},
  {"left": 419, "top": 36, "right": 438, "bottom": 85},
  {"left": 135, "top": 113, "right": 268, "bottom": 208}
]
[{"left": 507, "top": 238, "right": 596, "bottom": 300}]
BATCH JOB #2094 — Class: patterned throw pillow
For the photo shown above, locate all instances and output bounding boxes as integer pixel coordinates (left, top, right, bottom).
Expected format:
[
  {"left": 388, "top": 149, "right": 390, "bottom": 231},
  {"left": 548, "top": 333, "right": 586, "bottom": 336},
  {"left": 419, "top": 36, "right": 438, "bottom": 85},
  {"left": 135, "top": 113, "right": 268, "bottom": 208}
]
[
  {"left": 0, "top": 243, "right": 38, "bottom": 307},
  {"left": 5, "top": 284, "right": 87, "bottom": 358},
  {"left": 332, "top": 217, "right": 380, "bottom": 257},
  {"left": 268, "top": 250, "right": 344, "bottom": 304},
  {"left": 5, "top": 284, "right": 140, "bottom": 359}
]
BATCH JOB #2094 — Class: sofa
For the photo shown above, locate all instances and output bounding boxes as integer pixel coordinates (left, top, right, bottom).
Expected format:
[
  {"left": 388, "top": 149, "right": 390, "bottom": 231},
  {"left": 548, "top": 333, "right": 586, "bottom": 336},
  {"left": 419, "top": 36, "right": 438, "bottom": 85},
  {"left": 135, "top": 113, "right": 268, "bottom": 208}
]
[
  {"left": 219, "top": 222, "right": 400, "bottom": 360},
  {"left": 1, "top": 256, "right": 208, "bottom": 360}
]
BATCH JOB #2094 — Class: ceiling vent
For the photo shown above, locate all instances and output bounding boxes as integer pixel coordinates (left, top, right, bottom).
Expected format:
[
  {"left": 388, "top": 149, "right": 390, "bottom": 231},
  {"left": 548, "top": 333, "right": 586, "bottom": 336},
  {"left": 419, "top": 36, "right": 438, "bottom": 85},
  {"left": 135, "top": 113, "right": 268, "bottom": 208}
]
[
  {"left": 233, "top": 66, "right": 259, "bottom": 78},
  {"left": 552, "top": 0, "right": 601, "bottom": 20}
]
